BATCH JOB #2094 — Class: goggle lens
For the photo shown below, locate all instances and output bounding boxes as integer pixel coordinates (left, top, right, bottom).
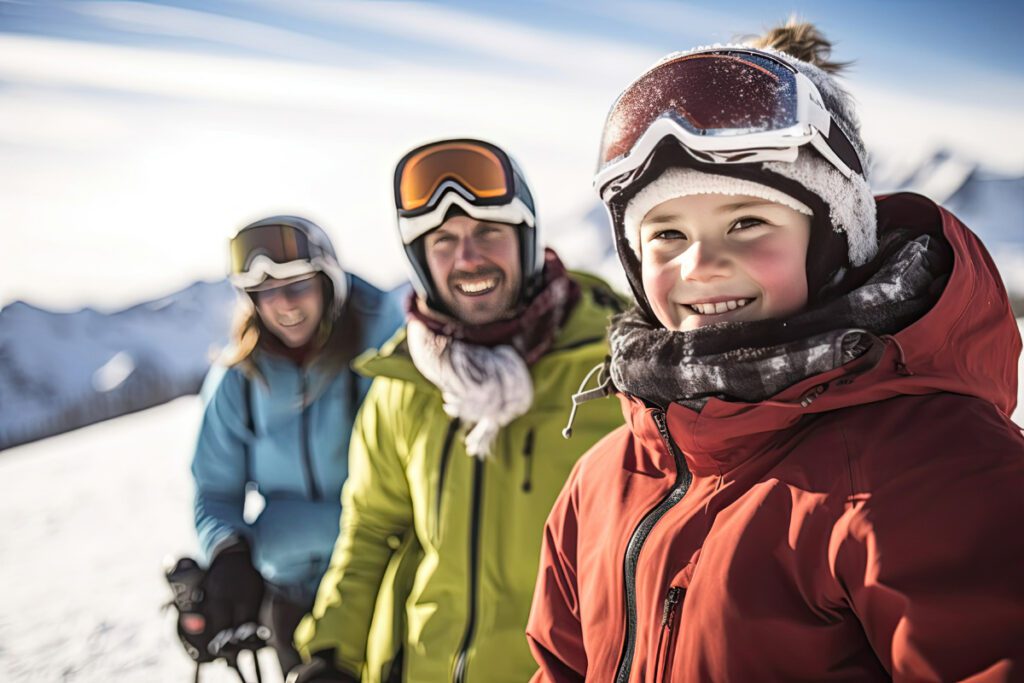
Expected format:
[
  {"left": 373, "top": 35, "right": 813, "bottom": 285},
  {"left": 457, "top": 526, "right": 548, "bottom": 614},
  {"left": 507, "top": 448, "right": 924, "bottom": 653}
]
[
  {"left": 397, "top": 141, "right": 512, "bottom": 212},
  {"left": 599, "top": 52, "right": 798, "bottom": 166},
  {"left": 252, "top": 277, "right": 318, "bottom": 302},
  {"left": 230, "top": 224, "right": 313, "bottom": 275}
]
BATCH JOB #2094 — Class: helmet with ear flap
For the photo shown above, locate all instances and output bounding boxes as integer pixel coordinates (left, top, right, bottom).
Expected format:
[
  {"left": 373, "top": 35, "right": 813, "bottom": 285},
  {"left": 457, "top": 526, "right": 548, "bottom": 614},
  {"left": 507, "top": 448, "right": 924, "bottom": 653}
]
[{"left": 395, "top": 139, "right": 544, "bottom": 316}]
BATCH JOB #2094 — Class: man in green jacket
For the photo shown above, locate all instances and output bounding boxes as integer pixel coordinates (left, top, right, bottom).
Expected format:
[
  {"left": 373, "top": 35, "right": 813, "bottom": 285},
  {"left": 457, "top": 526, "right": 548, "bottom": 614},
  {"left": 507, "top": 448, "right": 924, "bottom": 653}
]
[{"left": 289, "top": 139, "right": 624, "bottom": 683}]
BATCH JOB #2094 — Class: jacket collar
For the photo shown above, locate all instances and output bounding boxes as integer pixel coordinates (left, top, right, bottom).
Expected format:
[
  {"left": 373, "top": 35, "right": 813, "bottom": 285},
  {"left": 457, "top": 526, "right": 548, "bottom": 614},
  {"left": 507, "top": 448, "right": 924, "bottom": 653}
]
[{"left": 621, "top": 193, "right": 1021, "bottom": 476}]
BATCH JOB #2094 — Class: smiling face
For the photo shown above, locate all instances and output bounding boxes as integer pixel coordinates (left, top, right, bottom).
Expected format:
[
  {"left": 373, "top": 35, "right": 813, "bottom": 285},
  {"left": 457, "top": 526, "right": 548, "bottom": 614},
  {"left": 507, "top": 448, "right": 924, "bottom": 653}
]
[
  {"left": 423, "top": 215, "right": 522, "bottom": 325},
  {"left": 639, "top": 193, "right": 811, "bottom": 332},
  {"left": 252, "top": 273, "right": 325, "bottom": 347}
]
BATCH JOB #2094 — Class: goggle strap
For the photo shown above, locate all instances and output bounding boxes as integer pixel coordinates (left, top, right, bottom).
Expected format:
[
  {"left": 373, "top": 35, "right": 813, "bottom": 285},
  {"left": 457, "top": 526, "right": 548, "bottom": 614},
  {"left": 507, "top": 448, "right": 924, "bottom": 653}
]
[{"left": 821, "top": 123, "right": 863, "bottom": 177}]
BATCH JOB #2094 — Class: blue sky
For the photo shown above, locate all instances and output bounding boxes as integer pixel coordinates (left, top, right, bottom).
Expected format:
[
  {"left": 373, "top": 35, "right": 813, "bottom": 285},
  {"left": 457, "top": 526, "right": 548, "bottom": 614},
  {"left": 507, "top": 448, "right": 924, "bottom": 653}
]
[
  {"left": 1, "top": 0, "right": 1021, "bottom": 309},
  {"left": 4, "top": 0, "right": 1021, "bottom": 94}
]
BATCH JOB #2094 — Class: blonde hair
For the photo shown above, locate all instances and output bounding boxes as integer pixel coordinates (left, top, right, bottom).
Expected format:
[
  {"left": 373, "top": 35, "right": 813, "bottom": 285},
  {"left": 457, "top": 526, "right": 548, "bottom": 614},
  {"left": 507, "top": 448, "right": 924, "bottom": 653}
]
[{"left": 747, "top": 16, "right": 851, "bottom": 75}]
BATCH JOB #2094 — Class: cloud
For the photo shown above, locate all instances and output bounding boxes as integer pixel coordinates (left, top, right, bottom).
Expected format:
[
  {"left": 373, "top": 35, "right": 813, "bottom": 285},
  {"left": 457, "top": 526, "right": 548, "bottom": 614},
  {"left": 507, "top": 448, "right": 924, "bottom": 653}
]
[
  {"left": 853, "top": 81, "right": 1024, "bottom": 174},
  {"left": 257, "top": 0, "right": 661, "bottom": 81},
  {"left": 73, "top": 0, "right": 366, "bottom": 63},
  {"left": 2, "top": 2, "right": 1022, "bottom": 309}
]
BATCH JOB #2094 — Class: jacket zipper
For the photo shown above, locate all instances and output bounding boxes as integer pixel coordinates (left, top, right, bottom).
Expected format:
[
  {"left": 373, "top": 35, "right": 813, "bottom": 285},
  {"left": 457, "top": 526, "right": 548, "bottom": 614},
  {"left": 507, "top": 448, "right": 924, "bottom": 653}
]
[
  {"left": 299, "top": 372, "right": 321, "bottom": 501},
  {"left": 613, "top": 410, "right": 692, "bottom": 683},
  {"left": 521, "top": 428, "right": 535, "bottom": 492},
  {"left": 654, "top": 586, "right": 683, "bottom": 683},
  {"left": 434, "top": 418, "right": 461, "bottom": 541},
  {"left": 452, "top": 455, "right": 484, "bottom": 683}
]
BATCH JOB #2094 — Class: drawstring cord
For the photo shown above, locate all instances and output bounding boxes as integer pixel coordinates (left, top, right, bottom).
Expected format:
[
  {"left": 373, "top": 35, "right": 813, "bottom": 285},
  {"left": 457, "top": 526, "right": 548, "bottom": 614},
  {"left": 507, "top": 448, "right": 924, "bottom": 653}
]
[
  {"left": 562, "top": 358, "right": 614, "bottom": 439},
  {"left": 882, "top": 334, "right": 914, "bottom": 376}
]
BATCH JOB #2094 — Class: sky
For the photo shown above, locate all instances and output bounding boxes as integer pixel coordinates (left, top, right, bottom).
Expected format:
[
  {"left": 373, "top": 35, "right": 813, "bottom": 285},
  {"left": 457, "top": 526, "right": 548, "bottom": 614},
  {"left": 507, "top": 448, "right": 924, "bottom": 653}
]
[{"left": 1, "top": 0, "right": 1022, "bottom": 310}]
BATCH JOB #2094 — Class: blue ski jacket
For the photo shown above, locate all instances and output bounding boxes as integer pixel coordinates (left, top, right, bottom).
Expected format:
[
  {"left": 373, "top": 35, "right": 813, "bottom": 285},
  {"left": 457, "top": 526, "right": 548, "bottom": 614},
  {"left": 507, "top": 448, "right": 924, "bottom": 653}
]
[{"left": 191, "top": 275, "right": 405, "bottom": 603}]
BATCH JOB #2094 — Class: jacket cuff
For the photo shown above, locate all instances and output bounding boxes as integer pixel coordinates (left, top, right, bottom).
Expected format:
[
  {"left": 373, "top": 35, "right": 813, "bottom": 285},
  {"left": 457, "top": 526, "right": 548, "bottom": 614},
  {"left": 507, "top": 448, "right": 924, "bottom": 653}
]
[{"left": 211, "top": 534, "right": 250, "bottom": 559}]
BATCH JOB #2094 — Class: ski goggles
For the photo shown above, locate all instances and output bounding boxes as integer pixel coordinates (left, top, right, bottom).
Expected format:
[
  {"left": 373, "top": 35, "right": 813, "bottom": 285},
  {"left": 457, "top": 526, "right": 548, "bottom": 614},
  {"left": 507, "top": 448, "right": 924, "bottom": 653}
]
[
  {"left": 394, "top": 139, "right": 535, "bottom": 245},
  {"left": 229, "top": 223, "right": 323, "bottom": 289},
  {"left": 594, "top": 47, "right": 865, "bottom": 201}
]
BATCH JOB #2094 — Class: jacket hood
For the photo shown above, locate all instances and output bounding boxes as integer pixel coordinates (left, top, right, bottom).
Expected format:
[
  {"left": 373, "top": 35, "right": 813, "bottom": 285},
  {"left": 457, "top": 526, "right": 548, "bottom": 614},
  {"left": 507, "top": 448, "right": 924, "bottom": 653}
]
[{"left": 622, "top": 193, "right": 1021, "bottom": 470}]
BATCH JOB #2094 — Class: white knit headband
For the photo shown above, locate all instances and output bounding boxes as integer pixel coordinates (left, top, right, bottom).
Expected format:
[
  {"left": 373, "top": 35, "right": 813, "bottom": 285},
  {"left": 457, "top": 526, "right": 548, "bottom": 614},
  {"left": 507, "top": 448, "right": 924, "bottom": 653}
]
[{"left": 623, "top": 167, "right": 813, "bottom": 254}]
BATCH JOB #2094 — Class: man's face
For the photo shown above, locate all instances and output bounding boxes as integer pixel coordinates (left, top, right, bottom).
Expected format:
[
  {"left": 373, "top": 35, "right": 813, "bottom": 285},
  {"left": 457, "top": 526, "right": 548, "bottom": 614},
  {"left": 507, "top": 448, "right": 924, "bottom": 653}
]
[{"left": 423, "top": 215, "right": 522, "bottom": 325}]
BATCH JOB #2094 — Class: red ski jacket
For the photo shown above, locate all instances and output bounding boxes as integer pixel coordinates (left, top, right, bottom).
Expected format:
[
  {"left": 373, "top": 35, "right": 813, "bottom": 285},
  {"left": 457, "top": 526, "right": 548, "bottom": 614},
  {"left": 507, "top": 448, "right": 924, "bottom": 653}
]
[{"left": 527, "top": 194, "right": 1024, "bottom": 682}]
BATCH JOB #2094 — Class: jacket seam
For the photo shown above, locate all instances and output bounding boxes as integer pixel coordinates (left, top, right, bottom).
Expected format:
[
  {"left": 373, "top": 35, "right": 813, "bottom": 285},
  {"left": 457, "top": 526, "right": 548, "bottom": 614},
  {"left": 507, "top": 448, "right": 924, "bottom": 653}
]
[{"left": 839, "top": 424, "right": 855, "bottom": 500}]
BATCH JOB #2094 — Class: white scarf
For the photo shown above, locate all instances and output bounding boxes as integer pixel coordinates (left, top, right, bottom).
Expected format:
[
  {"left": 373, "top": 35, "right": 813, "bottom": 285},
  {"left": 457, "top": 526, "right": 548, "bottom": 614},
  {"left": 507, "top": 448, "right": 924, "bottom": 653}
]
[{"left": 407, "top": 319, "right": 533, "bottom": 459}]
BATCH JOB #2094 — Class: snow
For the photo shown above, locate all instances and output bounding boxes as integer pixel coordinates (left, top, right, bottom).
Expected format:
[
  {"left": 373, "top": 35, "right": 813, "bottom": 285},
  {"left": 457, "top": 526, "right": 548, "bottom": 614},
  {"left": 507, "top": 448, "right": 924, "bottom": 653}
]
[
  {"left": 91, "top": 352, "right": 136, "bottom": 393},
  {"left": 0, "top": 396, "right": 284, "bottom": 682}
]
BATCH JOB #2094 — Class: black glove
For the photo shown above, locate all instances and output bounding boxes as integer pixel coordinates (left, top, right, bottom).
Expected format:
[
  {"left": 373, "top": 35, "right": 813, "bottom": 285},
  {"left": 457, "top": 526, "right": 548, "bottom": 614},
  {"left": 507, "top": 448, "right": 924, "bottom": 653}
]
[
  {"left": 166, "top": 556, "right": 220, "bottom": 663},
  {"left": 165, "top": 543, "right": 268, "bottom": 664},
  {"left": 204, "top": 537, "right": 265, "bottom": 627},
  {"left": 202, "top": 538, "right": 268, "bottom": 657},
  {"left": 286, "top": 650, "right": 359, "bottom": 683}
]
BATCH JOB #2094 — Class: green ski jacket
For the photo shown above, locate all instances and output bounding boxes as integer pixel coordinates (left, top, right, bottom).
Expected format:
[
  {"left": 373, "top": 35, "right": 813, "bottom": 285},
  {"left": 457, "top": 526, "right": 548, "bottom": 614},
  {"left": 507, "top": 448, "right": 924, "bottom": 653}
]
[{"left": 296, "top": 272, "right": 626, "bottom": 682}]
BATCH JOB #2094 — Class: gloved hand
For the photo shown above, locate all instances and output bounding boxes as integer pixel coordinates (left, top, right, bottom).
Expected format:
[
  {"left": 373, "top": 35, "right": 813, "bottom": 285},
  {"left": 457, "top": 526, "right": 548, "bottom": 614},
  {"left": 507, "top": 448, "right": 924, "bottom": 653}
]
[
  {"left": 202, "top": 538, "right": 267, "bottom": 657},
  {"left": 204, "top": 537, "right": 265, "bottom": 627},
  {"left": 166, "top": 556, "right": 219, "bottom": 663},
  {"left": 286, "top": 650, "right": 359, "bottom": 683}
]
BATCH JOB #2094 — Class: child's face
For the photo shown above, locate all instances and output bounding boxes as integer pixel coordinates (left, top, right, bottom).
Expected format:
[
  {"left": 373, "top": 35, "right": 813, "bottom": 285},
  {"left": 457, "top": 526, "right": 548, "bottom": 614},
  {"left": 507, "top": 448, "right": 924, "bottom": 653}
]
[{"left": 640, "top": 193, "right": 811, "bottom": 332}]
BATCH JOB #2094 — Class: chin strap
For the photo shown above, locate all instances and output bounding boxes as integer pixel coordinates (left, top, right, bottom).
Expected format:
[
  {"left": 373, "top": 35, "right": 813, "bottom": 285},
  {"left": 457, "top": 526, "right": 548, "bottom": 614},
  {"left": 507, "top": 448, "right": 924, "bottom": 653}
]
[{"left": 562, "top": 357, "right": 615, "bottom": 439}]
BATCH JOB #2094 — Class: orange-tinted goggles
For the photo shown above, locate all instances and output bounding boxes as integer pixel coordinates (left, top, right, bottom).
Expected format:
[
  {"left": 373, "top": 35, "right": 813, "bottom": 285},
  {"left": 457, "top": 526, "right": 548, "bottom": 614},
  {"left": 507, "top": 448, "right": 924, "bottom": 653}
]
[
  {"left": 230, "top": 223, "right": 314, "bottom": 275},
  {"left": 395, "top": 140, "right": 515, "bottom": 216}
]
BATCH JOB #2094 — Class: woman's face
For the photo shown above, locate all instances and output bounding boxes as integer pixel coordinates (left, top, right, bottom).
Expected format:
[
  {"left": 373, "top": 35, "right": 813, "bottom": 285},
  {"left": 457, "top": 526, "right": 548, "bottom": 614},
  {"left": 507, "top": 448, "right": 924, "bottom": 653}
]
[
  {"left": 252, "top": 274, "right": 324, "bottom": 347},
  {"left": 640, "top": 193, "right": 811, "bottom": 332}
]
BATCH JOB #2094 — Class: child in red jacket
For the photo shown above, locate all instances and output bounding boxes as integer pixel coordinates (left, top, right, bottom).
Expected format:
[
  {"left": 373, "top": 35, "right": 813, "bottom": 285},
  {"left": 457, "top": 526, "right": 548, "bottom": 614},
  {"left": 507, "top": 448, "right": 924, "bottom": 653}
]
[{"left": 527, "top": 20, "right": 1024, "bottom": 682}]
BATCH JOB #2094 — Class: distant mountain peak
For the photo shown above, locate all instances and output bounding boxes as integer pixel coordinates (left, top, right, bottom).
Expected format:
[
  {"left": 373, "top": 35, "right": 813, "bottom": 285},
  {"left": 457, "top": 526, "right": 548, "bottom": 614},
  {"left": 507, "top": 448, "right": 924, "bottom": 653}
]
[{"left": 872, "top": 147, "right": 980, "bottom": 202}]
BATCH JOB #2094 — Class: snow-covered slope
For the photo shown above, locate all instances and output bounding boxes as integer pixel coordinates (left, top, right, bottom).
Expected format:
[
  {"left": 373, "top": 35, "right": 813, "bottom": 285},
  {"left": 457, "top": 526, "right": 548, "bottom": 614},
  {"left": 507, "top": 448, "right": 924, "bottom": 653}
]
[
  {"left": 0, "top": 281, "right": 236, "bottom": 450},
  {"left": 0, "top": 396, "right": 282, "bottom": 682}
]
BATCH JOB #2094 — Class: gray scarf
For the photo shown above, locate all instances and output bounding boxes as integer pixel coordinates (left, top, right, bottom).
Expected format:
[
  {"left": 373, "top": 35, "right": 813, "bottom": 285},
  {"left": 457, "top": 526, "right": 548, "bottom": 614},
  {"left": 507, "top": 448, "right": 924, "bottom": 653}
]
[{"left": 609, "top": 231, "right": 948, "bottom": 410}]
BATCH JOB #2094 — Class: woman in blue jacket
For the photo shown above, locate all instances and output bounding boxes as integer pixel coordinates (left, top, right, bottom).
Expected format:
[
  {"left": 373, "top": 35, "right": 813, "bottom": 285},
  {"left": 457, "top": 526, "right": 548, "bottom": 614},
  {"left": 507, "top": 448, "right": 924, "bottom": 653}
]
[{"left": 190, "top": 215, "right": 404, "bottom": 673}]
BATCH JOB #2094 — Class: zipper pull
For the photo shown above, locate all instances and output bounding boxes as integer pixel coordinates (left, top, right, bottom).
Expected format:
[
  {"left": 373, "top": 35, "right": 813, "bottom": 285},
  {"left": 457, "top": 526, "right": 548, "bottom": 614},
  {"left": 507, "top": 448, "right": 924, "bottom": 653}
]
[{"left": 661, "top": 587, "right": 683, "bottom": 628}]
